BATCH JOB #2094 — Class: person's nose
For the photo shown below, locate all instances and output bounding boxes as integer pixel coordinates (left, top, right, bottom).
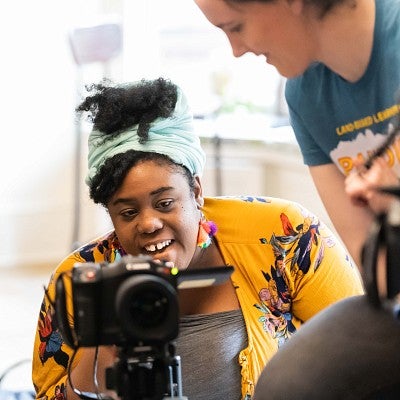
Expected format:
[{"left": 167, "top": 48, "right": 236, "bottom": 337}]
[
  {"left": 229, "top": 36, "right": 249, "bottom": 58},
  {"left": 136, "top": 210, "right": 163, "bottom": 234}
]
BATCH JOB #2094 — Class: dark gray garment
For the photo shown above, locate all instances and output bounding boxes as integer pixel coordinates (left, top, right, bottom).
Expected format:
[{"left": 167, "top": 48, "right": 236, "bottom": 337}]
[
  {"left": 176, "top": 309, "right": 247, "bottom": 400},
  {"left": 254, "top": 295, "right": 400, "bottom": 400}
]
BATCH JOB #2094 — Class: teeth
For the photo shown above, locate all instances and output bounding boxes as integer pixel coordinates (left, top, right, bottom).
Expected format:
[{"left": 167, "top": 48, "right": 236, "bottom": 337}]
[{"left": 145, "top": 240, "right": 171, "bottom": 252}]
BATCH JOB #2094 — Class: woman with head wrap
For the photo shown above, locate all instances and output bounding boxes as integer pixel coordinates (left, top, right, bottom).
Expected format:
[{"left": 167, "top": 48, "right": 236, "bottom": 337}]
[{"left": 32, "top": 77, "right": 364, "bottom": 400}]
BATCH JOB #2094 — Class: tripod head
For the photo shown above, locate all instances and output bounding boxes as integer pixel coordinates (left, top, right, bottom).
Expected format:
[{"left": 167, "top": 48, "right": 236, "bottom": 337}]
[{"left": 106, "top": 342, "right": 187, "bottom": 400}]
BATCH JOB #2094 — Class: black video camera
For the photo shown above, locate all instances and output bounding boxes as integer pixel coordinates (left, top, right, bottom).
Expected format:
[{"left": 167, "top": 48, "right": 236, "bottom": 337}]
[{"left": 55, "top": 254, "right": 233, "bottom": 349}]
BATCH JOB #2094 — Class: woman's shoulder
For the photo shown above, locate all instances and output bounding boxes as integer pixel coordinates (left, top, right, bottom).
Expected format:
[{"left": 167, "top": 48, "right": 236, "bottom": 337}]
[
  {"left": 204, "top": 195, "right": 301, "bottom": 207},
  {"left": 55, "top": 230, "right": 124, "bottom": 273},
  {"left": 204, "top": 195, "right": 283, "bottom": 209},
  {"left": 203, "top": 196, "right": 310, "bottom": 222}
]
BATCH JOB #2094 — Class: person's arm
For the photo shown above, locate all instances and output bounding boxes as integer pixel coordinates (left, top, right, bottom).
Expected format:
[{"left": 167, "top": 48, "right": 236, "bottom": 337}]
[
  {"left": 66, "top": 346, "right": 117, "bottom": 400},
  {"left": 33, "top": 280, "right": 118, "bottom": 400},
  {"left": 33, "top": 265, "right": 75, "bottom": 399},
  {"left": 309, "top": 163, "right": 374, "bottom": 270},
  {"left": 32, "top": 252, "right": 119, "bottom": 400}
]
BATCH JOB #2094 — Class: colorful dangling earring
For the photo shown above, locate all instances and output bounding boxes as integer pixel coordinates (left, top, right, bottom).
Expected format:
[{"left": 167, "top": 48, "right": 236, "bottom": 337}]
[{"left": 197, "top": 215, "right": 218, "bottom": 249}]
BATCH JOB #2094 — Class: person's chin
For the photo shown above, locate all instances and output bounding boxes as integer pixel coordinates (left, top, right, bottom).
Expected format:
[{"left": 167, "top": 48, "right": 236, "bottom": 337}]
[
  {"left": 273, "top": 61, "right": 309, "bottom": 79},
  {"left": 285, "top": 70, "right": 307, "bottom": 80}
]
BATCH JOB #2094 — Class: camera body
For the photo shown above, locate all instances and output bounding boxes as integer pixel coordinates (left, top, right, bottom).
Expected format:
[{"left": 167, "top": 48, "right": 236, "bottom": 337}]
[
  {"left": 58, "top": 254, "right": 180, "bottom": 347},
  {"left": 54, "top": 254, "right": 233, "bottom": 399}
]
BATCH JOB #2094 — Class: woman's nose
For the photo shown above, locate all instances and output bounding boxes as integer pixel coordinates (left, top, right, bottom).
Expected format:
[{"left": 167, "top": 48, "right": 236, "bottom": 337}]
[
  {"left": 229, "top": 36, "right": 249, "bottom": 58},
  {"left": 136, "top": 211, "right": 163, "bottom": 234}
]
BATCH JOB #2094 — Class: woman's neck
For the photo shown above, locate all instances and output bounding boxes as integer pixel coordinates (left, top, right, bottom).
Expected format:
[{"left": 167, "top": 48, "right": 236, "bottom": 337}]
[{"left": 189, "top": 239, "right": 225, "bottom": 270}]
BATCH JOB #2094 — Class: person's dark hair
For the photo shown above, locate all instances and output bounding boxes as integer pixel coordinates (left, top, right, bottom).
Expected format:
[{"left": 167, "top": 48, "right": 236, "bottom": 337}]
[
  {"left": 77, "top": 77, "right": 178, "bottom": 143},
  {"left": 76, "top": 77, "right": 196, "bottom": 207},
  {"left": 226, "top": 0, "right": 354, "bottom": 18},
  {"left": 90, "top": 151, "right": 196, "bottom": 207}
]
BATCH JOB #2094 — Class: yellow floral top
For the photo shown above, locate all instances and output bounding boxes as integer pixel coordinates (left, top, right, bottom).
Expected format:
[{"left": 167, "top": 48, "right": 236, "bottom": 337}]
[{"left": 32, "top": 196, "right": 364, "bottom": 400}]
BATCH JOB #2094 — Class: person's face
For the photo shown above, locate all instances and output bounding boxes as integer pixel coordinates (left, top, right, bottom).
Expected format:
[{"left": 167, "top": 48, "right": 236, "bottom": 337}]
[
  {"left": 194, "top": 0, "right": 316, "bottom": 78},
  {"left": 107, "top": 160, "right": 203, "bottom": 270}
]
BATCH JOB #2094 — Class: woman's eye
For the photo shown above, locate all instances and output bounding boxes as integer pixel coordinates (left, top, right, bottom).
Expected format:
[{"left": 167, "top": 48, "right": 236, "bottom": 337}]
[
  {"left": 121, "top": 209, "right": 138, "bottom": 218},
  {"left": 158, "top": 199, "right": 173, "bottom": 210},
  {"left": 230, "top": 24, "right": 242, "bottom": 33}
]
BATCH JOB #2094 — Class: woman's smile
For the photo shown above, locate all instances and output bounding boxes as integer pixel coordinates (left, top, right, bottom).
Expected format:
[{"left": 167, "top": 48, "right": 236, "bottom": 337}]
[{"left": 143, "top": 239, "right": 173, "bottom": 253}]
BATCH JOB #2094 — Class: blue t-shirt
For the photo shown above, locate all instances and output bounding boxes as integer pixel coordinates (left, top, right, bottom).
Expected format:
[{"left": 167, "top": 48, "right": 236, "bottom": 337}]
[{"left": 285, "top": 0, "right": 400, "bottom": 175}]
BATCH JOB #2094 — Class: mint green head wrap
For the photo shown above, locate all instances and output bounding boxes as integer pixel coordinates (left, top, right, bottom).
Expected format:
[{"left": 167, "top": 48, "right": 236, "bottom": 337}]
[{"left": 86, "top": 85, "right": 206, "bottom": 185}]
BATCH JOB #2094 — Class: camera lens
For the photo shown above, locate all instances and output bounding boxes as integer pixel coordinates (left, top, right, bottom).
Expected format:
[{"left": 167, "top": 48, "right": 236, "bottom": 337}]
[
  {"left": 115, "top": 274, "right": 179, "bottom": 344},
  {"left": 129, "top": 288, "right": 169, "bottom": 327}
]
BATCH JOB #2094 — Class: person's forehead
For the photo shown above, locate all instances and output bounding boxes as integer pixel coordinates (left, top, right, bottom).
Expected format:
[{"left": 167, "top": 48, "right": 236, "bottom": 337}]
[
  {"left": 194, "top": 0, "right": 242, "bottom": 22},
  {"left": 195, "top": 0, "right": 277, "bottom": 26}
]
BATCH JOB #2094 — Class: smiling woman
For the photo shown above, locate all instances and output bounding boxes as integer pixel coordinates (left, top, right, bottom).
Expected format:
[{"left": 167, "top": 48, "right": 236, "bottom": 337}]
[
  {"left": 193, "top": 0, "right": 400, "bottom": 274},
  {"left": 32, "top": 77, "right": 364, "bottom": 400},
  {"left": 193, "top": 0, "right": 317, "bottom": 78}
]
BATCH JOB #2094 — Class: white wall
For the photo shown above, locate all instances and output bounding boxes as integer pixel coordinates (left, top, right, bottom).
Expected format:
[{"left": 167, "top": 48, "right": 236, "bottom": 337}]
[
  {"left": 200, "top": 133, "right": 333, "bottom": 232},
  {"left": 0, "top": 1, "right": 119, "bottom": 268},
  {"left": 0, "top": 0, "right": 337, "bottom": 380},
  {"left": 0, "top": 0, "right": 332, "bottom": 270}
]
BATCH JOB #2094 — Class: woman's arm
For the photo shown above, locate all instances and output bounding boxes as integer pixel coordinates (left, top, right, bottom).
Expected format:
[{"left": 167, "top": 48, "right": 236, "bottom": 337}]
[
  {"left": 32, "top": 254, "right": 118, "bottom": 400},
  {"left": 309, "top": 163, "right": 374, "bottom": 270},
  {"left": 66, "top": 346, "right": 117, "bottom": 400}
]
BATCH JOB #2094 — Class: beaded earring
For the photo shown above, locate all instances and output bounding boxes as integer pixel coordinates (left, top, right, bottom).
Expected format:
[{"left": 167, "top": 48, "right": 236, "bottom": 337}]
[{"left": 197, "top": 215, "right": 218, "bottom": 249}]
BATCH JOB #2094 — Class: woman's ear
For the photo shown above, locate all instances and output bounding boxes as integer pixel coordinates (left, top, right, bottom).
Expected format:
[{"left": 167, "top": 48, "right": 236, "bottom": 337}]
[{"left": 194, "top": 175, "right": 204, "bottom": 208}]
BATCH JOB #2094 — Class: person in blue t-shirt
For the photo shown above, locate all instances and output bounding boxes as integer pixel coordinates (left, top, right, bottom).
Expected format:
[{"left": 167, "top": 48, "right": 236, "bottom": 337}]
[
  {"left": 194, "top": 1, "right": 400, "bottom": 398},
  {"left": 194, "top": 0, "right": 400, "bottom": 271}
]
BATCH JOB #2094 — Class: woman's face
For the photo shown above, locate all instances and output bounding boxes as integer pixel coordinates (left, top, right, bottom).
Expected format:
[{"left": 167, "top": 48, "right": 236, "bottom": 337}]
[
  {"left": 194, "top": 0, "right": 316, "bottom": 78},
  {"left": 107, "top": 160, "right": 203, "bottom": 270}
]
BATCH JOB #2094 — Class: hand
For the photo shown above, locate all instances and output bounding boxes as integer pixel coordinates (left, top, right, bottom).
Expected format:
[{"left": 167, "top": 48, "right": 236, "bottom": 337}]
[{"left": 345, "top": 157, "right": 399, "bottom": 215}]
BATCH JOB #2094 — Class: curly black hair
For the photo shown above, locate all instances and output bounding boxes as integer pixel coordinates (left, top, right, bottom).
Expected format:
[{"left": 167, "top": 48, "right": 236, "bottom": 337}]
[
  {"left": 77, "top": 77, "right": 195, "bottom": 207},
  {"left": 77, "top": 77, "right": 178, "bottom": 143}
]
